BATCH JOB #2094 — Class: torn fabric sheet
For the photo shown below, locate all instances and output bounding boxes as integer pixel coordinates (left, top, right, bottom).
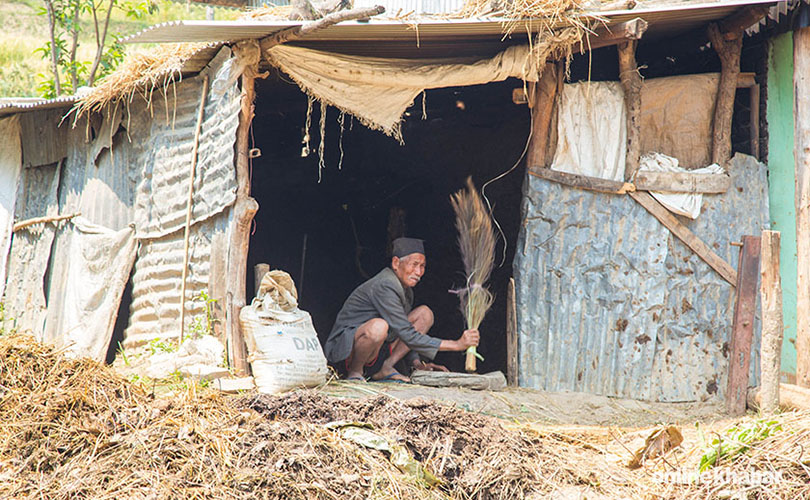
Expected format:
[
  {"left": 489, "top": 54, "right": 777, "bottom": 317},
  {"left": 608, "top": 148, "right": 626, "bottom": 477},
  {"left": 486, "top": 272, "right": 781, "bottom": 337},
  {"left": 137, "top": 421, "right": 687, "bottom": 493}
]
[
  {"left": 638, "top": 153, "right": 724, "bottom": 219},
  {"left": 265, "top": 44, "right": 542, "bottom": 139}
]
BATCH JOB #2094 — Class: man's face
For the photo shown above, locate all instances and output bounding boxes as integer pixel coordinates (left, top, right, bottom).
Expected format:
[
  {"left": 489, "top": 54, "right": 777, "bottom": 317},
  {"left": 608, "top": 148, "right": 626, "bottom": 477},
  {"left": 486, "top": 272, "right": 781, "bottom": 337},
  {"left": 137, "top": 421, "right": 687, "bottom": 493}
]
[{"left": 392, "top": 253, "right": 426, "bottom": 289}]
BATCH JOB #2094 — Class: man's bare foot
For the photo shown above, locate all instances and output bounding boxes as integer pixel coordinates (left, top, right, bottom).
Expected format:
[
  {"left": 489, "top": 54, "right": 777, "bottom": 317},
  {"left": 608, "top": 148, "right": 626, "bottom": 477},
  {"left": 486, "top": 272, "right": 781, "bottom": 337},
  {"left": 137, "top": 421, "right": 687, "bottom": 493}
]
[
  {"left": 371, "top": 368, "right": 410, "bottom": 383},
  {"left": 345, "top": 371, "right": 365, "bottom": 381}
]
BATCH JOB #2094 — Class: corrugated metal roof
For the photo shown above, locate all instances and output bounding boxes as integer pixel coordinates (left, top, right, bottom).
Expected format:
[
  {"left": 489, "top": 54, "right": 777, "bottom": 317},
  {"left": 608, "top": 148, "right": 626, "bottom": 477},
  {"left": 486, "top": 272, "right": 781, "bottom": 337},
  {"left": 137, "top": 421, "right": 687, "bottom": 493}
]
[
  {"left": 123, "top": 0, "right": 781, "bottom": 45},
  {"left": 515, "top": 154, "right": 769, "bottom": 402},
  {"left": 0, "top": 96, "right": 75, "bottom": 118}
]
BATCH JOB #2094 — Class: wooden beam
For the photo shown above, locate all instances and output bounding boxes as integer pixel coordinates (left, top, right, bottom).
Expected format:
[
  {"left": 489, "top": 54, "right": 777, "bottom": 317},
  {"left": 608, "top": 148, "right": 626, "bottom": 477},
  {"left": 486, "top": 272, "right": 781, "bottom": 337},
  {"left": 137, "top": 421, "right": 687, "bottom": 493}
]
[
  {"left": 708, "top": 22, "right": 743, "bottom": 167},
  {"left": 794, "top": 27, "right": 810, "bottom": 389},
  {"left": 718, "top": 5, "right": 771, "bottom": 40},
  {"left": 726, "top": 235, "right": 761, "bottom": 416},
  {"left": 618, "top": 39, "right": 642, "bottom": 181},
  {"left": 570, "top": 18, "right": 648, "bottom": 55},
  {"left": 750, "top": 83, "right": 760, "bottom": 160},
  {"left": 525, "top": 64, "right": 558, "bottom": 169},
  {"left": 528, "top": 167, "right": 635, "bottom": 195},
  {"left": 260, "top": 5, "right": 385, "bottom": 53},
  {"left": 760, "top": 230, "right": 783, "bottom": 414},
  {"left": 633, "top": 171, "right": 731, "bottom": 194},
  {"left": 13, "top": 212, "right": 80, "bottom": 232},
  {"left": 506, "top": 277, "right": 518, "bottom": 387},
  {"left": 629, "top": 191, "right": 737, "bottom": 285}
]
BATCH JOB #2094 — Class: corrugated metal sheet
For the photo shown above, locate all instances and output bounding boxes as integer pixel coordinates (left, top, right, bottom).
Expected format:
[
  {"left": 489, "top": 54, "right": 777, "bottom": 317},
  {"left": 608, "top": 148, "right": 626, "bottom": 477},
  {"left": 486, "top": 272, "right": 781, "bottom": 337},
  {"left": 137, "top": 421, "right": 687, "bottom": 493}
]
[
  {"left": 124, "top": 0, "right": 779, "bottom": 44},
  {"left": 18, "top": 109, "right": 69, "bottom": 168},
  {"left": 130, "top": 47, "right": 239, "bottom": 240},
  {"left": 515, "top": 154, "right": 769, "bottom": 402},
  {"left": 3, "top": 162, "right": 61, "bottom": 338},
  {"left": 0, "top": 96, "right": 75, "bottom": 119},
  {"left": 124, "top": 209, "right": 231, "bottom": 347}
]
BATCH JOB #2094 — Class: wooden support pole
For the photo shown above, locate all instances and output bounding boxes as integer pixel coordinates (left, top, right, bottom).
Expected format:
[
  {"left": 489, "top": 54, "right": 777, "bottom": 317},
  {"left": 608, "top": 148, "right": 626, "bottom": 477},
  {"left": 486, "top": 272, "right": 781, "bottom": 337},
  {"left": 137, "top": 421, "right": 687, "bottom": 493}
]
[
  {"left": 526, "top": 63, "right": 559, "bottom": 169},
  {"left": 708, "top": 22, "right": 743, "bottom": 166},
  {"left": 618, "top": 39, "right": 642, "bottom": 181},
  {"left": 726, "top": 235, "right": 761, "bottom": 416},
  {"left": 795, "top": 27, "right": 810, "bottom": 388},
  {"left": 629, "top": 191, "right": 738, "bottom": 286},
  {"left": 254, "top": 263, "right": 269, "bottom": 300},
  {"left": 225, "top": 41, "right": 261, "bottom": 376},
  {"left": 750, "top": 83, "right": 760, "bottom": 160},
  {"left": 506, "top": 277, "right": 518, "bottom": 387},
  {"left": 179, "top": 73, "right": 210, "bottom": 344},
  {"left": 760, "top": 230, "right": 783, "bottom": 414}
]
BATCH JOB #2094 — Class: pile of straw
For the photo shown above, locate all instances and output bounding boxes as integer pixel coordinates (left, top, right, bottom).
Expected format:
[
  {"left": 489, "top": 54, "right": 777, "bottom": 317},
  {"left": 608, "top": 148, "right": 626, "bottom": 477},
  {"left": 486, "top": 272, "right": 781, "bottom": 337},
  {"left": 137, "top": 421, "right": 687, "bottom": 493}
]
[
  {"left": 3, "top": 334, "right": 809, "bottom": 499},
  {"left": 450, "top": 177, "right": 496, "bottom": 372}
]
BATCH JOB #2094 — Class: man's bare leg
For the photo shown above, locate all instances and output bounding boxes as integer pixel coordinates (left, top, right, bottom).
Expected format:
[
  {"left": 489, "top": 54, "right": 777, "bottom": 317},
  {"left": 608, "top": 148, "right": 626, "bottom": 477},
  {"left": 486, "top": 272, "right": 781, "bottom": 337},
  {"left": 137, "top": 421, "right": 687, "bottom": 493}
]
[
  {"left": 371, "top": 306, "right": 434, "bottom": 382},
  {"left": 345, "top": 318, "right": 388, "bottom": 380}
]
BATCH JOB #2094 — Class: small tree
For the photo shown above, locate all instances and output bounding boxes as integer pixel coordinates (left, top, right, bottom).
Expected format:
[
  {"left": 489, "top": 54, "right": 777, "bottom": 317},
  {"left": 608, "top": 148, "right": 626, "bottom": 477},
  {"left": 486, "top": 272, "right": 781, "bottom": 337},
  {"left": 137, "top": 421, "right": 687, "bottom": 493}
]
[{"left": 37, "top": 0, "right": 155, "bottom": 97}]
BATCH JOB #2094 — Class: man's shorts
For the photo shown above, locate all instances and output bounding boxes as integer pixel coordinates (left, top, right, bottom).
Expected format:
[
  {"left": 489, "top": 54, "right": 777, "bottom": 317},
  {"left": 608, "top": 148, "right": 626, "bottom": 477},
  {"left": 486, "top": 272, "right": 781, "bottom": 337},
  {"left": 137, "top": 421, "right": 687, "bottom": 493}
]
[{"left": 345, "top": 342, "right": 392, "bottom": 378}]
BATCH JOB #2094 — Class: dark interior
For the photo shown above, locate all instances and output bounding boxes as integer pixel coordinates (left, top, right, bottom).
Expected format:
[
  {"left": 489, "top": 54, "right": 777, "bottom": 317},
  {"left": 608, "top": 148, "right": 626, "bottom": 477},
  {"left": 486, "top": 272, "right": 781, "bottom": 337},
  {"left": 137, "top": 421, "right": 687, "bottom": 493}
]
[{"left": 248, "top": 73, "right": 530, "bottom": 373}]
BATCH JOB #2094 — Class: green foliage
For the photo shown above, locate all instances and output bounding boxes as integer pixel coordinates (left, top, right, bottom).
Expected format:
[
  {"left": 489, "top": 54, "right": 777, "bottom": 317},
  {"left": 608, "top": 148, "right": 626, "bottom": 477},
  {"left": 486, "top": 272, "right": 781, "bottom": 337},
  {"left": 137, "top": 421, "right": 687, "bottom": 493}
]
[
  {"left": 189, "top": 289, "right": 218, "bottom": 339},
  {"left": 0, "top": 301, "right": 16, "bottom": 336},
  {"left": 147, "top": 337, "right": 177, "bottom": 355},
  {"left": 698, "top": 417, "right": 783, "bottom": 472}
]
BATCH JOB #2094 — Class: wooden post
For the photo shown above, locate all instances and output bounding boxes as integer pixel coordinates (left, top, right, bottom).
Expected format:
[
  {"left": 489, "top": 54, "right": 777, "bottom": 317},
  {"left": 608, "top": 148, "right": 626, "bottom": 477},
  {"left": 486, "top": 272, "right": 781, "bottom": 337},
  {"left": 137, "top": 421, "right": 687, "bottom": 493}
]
[
  {"left": 254, "top": 263, "right": 269, "bottom": 300},
  {"left": 750, "top": 83, "right": 760, "bottom": 160},
  {"left": 506, "top": 277, "right": 518, "bottom": 387},
  {"left": 179, "top": 73, "right": 210, "bottom": 344},
  {"left": 525, "top": 63, "right": 559, "bottom": 169},
  {"left": 617, "top": 39, "right": 642, "bottom": 181},
  {"left": 708, "top": 22, "right": 743, "bottom": 166},
  {"left": 795, "top": 27, "right": 810, "bottom": 388},
  {"left": 726, "top": 235, "right": 761, "bottom": 416},
  {"left": 225, "top": 41, "right": 261, "bottom": 376},
  {"left": 760, "top": 230, "right": 783, "bottom": 413}
]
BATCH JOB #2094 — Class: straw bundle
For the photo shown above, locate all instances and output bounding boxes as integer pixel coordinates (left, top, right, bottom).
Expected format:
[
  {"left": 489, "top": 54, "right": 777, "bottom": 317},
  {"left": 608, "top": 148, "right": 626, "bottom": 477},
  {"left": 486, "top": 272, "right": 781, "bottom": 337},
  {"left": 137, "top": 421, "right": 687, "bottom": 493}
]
[{"left": 450, "top": 177, "right": 496, "bottom": 372}]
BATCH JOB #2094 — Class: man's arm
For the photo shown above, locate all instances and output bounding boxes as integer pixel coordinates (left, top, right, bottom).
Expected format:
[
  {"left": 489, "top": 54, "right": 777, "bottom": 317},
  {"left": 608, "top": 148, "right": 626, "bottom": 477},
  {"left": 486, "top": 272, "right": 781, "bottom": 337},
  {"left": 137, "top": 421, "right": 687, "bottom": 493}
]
[{"left": 369, "top": 281, "right": 442, "bottom": 359}]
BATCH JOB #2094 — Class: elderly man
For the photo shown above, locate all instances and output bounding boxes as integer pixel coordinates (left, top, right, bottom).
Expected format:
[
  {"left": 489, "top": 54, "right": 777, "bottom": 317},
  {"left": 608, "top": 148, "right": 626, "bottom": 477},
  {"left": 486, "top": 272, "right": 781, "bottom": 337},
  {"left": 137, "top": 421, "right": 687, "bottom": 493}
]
[{"left": 325, "top": 237, "right": 479, "bottom": 382}]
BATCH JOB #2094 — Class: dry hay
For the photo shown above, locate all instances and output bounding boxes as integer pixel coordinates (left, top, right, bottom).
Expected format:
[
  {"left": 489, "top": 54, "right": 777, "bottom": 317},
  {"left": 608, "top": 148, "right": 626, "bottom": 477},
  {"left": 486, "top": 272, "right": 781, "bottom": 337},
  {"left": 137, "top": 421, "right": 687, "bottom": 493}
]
[
  {"left": 72, "top": 42, "right": 211, "bottom": 119},
  {"left": 3, "top": 334, "right": 810, "bottom": 499}
]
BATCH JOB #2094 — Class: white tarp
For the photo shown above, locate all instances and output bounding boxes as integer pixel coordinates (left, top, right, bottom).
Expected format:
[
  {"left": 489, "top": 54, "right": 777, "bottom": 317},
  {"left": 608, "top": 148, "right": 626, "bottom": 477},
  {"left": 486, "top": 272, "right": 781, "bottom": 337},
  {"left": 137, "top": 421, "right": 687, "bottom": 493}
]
[
  {"left": 638, "top": 153, "right": 725, "bottom": 219},
  {"left": 550, "top": 81, "right": 627, "bottom": 181},
  {"left": 43, "top": 217, "right": 136, "bottom": 361},
  {"left": 0, "top": 116, "right": 22, "bottom": 299},
  {"left": 266, "top": 44, "right": 542, "bottom": 140}
]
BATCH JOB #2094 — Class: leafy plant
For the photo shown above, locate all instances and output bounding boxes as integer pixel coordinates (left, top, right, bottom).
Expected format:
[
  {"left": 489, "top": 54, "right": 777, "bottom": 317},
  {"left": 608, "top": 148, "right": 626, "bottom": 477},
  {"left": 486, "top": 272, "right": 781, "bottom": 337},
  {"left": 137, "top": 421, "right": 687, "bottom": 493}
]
[
  {"left": 698, "top": 417, "right": 782, "bottom": 472},
  {"left": 0, "top": 301, "right": 16, "bottom": 336},
  {"left": 147, "top": 337, "right": 176, "bottom": 355},
  {"left": 189, "top": 289, "right": 218, "bottom": 339}
]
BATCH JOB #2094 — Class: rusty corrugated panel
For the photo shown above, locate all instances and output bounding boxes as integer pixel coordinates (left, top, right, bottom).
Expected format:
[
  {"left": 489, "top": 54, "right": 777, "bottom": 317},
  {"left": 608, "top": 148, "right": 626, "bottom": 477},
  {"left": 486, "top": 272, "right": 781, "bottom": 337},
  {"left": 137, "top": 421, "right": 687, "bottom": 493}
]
[
  {"left": 124, "top": 209, "right": 231, "bottom": 347},
  {"left": 18, "top": 109, "right": 69, "bottom": 168},
  {"left": 130, "top": 48, "right": 239, "bottom": 240},
  {"left": 514, "top": 154, "right": 768, "bottom": 402}
]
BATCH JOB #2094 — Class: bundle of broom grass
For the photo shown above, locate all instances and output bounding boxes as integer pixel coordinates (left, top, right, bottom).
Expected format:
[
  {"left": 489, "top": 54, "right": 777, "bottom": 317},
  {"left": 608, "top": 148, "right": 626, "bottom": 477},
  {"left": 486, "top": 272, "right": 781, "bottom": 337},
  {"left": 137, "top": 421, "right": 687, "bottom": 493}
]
[{"left": 450, "top": 177, "right": 496, "bottom": 372}]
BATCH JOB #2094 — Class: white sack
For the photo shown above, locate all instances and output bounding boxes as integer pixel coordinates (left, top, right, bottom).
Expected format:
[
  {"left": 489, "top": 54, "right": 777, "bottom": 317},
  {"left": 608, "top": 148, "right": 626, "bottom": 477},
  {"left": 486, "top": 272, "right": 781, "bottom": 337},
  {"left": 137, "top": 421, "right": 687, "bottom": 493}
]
[
  {"left": 47, "top": 217, "right": 137, "bottom": 360},
  {"left": 550, "top": 81, "right": 627, "bottom": 181},
  {"left": 0, "top": 116, "right": 21, "bottom": 299},
  {"left": 239, "top": 270, "right": 327, "bottom": 393},
  {"left": 638, "top": 153, "right": 725, "bottom": 219},
  {"left": 266, "top": 44, "right": 542, "bottom": 139}
]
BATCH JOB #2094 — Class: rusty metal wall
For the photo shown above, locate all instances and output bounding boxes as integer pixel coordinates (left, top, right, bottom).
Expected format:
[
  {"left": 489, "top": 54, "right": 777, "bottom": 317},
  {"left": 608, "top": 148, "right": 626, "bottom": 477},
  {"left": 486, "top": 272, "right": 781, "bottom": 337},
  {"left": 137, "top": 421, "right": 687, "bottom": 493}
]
[{"left": 514, "top": 154, "right": 769, "bottom": 402}]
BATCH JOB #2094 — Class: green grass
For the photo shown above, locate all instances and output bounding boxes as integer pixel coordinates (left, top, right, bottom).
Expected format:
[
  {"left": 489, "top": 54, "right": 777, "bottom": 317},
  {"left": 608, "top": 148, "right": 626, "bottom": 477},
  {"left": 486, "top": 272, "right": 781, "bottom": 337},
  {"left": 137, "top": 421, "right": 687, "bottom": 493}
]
[{"left": 0, "top": 0, "right": 242, "bottom": 97}]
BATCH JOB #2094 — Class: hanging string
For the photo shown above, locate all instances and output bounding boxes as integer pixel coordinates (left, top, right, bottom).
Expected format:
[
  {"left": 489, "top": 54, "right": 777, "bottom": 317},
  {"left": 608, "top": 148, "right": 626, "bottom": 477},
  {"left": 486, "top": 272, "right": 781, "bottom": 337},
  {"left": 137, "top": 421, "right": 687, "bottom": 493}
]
[
  {"left": 481, "top": 101, "right": 534, "bottom": 267},
  {"left": 337, "top": 111, "right": 346, "bottom": 170},
  {"left": 421, "top": 90, "right": 428, "bottom": 120},
  {"left": 302, "top": 96, "right": 314, "bottom": 157},
  {"left": 318, "top": 100, "right": 327, "bottom": 183}
]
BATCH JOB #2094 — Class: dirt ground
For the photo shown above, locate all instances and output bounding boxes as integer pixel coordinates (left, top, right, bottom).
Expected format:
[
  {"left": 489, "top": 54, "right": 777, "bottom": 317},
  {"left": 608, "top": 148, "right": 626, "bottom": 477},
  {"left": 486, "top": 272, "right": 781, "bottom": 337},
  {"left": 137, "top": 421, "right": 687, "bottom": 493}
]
[{"left": 320, "top": 378, "right": 728, "bottom": 427}]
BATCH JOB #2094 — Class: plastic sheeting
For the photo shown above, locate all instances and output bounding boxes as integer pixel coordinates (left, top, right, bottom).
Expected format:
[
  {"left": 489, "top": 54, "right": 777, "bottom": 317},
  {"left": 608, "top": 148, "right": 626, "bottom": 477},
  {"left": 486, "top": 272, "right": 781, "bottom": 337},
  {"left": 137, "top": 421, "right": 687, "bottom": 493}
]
[
  {"left": 515, "top": 154, "right": 769, "bottom": 402},
  {"left": 0, "top": 116, "right": 21, "bottom": 300},
  {"left": 638, "top": 153, "right": 724, "bottom": 219},
  {"left": 43, "top": 217, "right": 136, "bottom": 360}
]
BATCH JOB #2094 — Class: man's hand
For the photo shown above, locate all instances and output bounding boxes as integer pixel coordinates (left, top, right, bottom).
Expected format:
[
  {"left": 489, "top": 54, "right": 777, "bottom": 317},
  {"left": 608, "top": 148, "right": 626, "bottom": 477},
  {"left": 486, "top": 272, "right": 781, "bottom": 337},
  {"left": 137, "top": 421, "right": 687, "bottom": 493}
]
[
  {"left": 412, "top": 359, "right": 449, "bottom": 372},
  {"left": 457, "top": 328, "right": 479, "bottom": 350}
]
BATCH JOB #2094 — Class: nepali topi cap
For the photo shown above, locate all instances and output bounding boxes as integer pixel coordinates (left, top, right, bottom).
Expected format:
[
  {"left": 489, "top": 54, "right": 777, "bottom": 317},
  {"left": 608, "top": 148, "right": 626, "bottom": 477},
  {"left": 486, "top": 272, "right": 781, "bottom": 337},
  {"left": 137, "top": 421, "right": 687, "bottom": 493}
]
[{"left": 392, "top": 237, "right": 425, "bottom": 258}]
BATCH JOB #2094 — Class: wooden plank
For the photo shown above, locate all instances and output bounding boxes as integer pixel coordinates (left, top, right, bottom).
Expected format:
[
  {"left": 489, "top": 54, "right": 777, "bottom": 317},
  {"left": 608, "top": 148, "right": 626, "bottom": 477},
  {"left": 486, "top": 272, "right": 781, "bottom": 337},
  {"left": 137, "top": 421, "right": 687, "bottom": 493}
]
[
  {"left": 750, "top": 83, "right": 760, "bottom": 160},
  {"left": 525, "top": 63, "right": 558, "bottom": 169},
  {"left": 506, "top": 277, "right": 518, "bottom": 387},
  {"left": 618, "top": 39, "right": 642, "bottom": 181},
  {"left": 796, "top": 26, "right": 810, "bottom": 388},
  {"left": 254, "top": 263, "right": 269, "bottom": 300},
  {"left": 528, "top": 167, "right": 635, "bottom": 195},
  {"left": 759, "top": 230, "right": 783, "bottom": 414},
  {"left": 726, "top": 235, "right": 761, "bottom": 416},
  {"left": 633, "top": 171, "right": 731, "bottom": 194},
  {"left": 749, "top": 383, "right": 810, "bottom": 412},
  {"left": 570, "top": 18, "right": 648, "bottom": 55},
  {"left": 628, "top": 191, "right": 737, "bottom": 285}
]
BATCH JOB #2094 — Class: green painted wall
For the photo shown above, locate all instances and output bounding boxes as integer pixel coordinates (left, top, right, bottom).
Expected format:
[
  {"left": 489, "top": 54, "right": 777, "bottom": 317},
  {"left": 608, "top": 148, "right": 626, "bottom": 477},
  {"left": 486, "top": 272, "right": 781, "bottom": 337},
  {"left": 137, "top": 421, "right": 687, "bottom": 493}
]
[{"left": 767, "top": 32, "right": 798, "bottom": 376}]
